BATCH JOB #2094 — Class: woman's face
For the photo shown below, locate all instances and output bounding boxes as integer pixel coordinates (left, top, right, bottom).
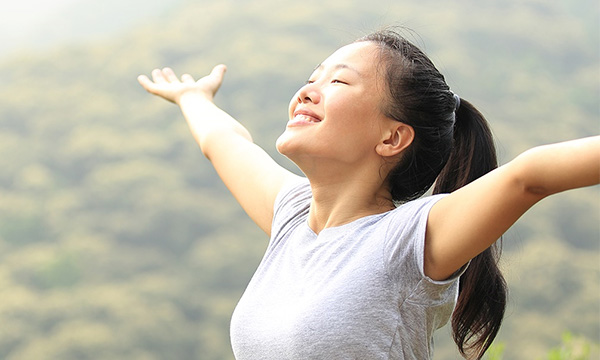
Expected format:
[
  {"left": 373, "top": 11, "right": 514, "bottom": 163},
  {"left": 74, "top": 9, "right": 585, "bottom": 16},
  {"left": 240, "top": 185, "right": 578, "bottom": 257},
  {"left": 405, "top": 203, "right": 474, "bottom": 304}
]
[{"left": 276, "top": 41, "right": 391, "bottom": 170}]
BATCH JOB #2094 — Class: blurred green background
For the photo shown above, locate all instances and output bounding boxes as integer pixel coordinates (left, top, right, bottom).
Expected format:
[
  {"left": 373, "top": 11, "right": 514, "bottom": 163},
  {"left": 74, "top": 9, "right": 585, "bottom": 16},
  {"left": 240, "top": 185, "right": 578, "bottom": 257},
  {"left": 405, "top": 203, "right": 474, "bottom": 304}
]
[{"left": 0, "top": 0, "right": 598, "bottom": 359}]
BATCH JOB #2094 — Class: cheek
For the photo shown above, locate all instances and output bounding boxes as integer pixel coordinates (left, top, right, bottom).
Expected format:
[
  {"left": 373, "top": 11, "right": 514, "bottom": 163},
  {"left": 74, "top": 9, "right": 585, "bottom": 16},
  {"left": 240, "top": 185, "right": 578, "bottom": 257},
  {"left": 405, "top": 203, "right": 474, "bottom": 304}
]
[{"left": 330, "top": 105, "right": 385, "bottom": 146}]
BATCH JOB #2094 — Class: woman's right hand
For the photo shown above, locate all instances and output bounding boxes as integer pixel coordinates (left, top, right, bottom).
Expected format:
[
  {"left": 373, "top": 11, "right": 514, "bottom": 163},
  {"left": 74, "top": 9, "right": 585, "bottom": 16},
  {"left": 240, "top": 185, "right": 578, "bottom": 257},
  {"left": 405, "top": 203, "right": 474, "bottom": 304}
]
[
  {"left": 138, "top": 63, "right": 299, "bottom": 237},
  {"left": 137, "top": 64, "right": 227, "bottom": 105}
]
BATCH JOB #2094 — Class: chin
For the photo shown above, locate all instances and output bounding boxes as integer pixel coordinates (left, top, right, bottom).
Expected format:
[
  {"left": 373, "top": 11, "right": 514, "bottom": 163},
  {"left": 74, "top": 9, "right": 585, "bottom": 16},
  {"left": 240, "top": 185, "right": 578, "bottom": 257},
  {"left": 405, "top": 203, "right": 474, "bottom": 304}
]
[{"left": 276, "top": 129, "right": 296, "bottom": 155}]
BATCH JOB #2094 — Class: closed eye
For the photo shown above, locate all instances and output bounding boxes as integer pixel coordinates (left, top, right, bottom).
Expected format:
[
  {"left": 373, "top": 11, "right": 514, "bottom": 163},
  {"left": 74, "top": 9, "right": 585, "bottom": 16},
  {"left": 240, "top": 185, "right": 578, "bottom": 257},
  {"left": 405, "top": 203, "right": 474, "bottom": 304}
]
[{"left": 304, "top": 79, "right": 347, "bottom": 85}]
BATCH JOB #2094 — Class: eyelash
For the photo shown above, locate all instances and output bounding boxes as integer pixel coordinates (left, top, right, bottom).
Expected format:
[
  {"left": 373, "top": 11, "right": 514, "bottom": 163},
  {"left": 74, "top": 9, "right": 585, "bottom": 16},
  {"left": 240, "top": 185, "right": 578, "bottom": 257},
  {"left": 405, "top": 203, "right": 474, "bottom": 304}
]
[{"left": 304, "top": 79, "right": 347, "bottom": 85}]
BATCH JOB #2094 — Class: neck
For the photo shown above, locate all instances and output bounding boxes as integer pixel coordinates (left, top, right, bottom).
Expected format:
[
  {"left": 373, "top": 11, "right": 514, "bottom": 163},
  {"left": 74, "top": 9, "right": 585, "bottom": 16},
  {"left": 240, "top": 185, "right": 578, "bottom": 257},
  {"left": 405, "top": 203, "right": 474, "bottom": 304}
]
[
  {"left": 305, "top": 171, "right": 394, "bottom": 234},
  {"left": 287, "top": 151, "right": 397, "bottom": 234}
]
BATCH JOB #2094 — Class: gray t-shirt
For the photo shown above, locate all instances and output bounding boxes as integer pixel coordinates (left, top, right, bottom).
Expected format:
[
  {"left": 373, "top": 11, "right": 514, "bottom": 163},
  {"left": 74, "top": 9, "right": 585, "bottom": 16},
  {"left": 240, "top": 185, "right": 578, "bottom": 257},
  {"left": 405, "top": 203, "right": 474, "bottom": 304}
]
[{"left": 230, "top": 178, "right": 462, "bottom": 359}]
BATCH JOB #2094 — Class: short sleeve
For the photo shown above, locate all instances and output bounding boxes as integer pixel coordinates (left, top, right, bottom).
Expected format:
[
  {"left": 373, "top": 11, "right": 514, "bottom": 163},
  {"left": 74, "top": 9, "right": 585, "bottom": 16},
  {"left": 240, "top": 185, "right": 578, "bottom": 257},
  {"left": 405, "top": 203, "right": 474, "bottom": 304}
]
[
  {"left": 382, "top": 194, "right": 466, "bottom": 303},
  {"left": 269, "top": 177, "right": 311, "bottom": 247}
]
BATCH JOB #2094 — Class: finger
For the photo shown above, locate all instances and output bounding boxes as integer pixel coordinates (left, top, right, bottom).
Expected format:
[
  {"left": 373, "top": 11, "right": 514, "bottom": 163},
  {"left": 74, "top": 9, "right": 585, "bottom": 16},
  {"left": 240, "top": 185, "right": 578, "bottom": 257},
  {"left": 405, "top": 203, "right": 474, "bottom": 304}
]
[
  {"left": 162, "top": 67, "right": 179, "bottom": 82},
  {"left": 181, "top": 73, "right": 195, "bottom": 83},
  {"left": 137, "top": 74, "right": 157, "bottom": 93},
  {"left": 210, "top": 64, "right": 227, "bottom": 81},
  {"left": 152, "top": 69, "right": 167, "bottom": 84},
  {"left": 207, "top": 64, "right": 227, "bottom": 94},
  {"left": 137, "top": 74, "right": 150, "bottom": 85}
]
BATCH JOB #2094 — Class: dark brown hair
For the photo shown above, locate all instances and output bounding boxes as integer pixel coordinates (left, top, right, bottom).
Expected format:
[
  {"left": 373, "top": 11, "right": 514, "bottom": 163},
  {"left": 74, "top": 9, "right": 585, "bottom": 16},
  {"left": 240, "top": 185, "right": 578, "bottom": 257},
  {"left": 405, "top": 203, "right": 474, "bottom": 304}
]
[{"left": 358, "top": 30, "right": 507, "bottom": 359}]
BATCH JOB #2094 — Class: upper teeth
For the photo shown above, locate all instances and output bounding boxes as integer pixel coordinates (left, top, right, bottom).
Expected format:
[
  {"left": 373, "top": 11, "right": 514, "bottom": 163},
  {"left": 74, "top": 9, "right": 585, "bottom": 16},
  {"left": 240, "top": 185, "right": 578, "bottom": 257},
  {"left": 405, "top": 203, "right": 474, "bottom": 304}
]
[{"left": 296, "top": 114, "right": 319, "bottom": 122}]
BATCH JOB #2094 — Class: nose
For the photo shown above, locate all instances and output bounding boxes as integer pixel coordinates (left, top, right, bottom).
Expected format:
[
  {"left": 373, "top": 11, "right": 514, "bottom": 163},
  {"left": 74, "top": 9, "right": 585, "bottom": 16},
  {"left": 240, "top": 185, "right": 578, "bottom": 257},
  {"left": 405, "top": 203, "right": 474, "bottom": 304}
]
[{"left": 297, "top": 83, "right": 321, "bottom": 104}]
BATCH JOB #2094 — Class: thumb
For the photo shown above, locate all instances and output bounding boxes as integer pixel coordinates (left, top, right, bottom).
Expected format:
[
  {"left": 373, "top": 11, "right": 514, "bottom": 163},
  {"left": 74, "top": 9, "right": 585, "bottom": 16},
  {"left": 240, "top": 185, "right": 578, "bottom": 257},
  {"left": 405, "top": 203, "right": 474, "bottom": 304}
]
[
  {"left": 206, "top": 64, "right": 227, "bottom": 95},
  {"left": 211, "top": 64, "right": 227, "bottom": 81}
]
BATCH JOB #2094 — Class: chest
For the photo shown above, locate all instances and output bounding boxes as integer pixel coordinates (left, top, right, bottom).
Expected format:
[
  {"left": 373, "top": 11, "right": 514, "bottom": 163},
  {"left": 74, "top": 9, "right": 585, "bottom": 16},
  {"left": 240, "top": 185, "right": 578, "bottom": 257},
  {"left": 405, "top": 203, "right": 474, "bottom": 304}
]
[
  {"left": 262, "top": 223, "right": 393, "bottom": 301},
  {"left": 231, "top": 224, "right": 402, "bottom": 358}
]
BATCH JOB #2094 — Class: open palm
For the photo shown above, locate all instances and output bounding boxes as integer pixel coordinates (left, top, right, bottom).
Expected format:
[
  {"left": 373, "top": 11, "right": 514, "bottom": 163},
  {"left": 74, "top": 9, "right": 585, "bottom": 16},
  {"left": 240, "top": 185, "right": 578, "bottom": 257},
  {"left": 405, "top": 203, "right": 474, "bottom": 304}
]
[{"left": 138, "top": 65, "right": 226, "bottom": 105}]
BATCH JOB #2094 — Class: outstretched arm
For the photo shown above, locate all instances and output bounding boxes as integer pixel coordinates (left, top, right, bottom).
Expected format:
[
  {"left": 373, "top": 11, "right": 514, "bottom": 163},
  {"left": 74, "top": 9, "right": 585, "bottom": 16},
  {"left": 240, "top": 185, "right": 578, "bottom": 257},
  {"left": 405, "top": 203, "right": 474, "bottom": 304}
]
[
  {"left": 425, "top": 136, "right": 600, "bottom": 280},
  {"left": 138, "top": 66, "right": 301, "bottom": 235}
]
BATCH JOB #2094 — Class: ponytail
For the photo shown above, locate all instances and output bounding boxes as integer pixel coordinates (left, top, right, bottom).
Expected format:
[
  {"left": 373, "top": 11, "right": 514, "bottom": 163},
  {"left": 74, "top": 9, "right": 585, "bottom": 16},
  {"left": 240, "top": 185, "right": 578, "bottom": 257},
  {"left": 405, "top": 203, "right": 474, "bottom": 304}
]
[
  {"left": 358, "top": 29, "right": 508, "bottom": 359},
  {"left": 434, "top": 99, "right": 508, "bottom": 359}
]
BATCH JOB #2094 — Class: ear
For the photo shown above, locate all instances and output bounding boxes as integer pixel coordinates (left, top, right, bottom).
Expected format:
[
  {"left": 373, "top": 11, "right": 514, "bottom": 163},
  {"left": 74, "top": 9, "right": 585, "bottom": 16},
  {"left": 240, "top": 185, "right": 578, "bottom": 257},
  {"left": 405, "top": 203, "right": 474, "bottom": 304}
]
[{"left": 376, "top": 122, "right": 415, "bottom": 157}]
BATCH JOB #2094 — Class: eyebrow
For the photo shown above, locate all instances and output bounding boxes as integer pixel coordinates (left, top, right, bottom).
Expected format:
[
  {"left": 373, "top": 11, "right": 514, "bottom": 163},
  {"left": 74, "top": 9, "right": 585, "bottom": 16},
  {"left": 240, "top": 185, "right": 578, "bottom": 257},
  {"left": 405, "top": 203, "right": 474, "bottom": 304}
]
[{"left": 314, "top": 63, "right": 363, "bottom": 77}]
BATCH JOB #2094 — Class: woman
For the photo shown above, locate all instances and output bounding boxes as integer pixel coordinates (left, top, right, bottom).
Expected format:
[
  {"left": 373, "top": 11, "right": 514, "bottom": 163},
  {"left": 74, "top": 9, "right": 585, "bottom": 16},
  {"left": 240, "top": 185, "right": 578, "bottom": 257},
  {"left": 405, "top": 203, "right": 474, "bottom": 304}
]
[{"left": 138, "top": 30, "right": 599, "bottom": 359}]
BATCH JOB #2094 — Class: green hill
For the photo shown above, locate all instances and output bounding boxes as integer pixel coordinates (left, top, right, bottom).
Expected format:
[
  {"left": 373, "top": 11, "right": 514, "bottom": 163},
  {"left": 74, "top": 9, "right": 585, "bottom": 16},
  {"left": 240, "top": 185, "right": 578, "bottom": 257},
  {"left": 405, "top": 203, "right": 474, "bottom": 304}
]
[{"left": 0, "top": 0, "right": 598, "bottom": 359}]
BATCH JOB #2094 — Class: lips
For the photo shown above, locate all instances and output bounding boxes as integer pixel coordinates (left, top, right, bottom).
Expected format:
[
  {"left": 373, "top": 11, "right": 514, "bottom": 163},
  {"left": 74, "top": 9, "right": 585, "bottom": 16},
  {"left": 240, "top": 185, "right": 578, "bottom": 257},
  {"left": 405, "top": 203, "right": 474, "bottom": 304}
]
[{"left": 291, "top": 108, "right": 322, "bottom": 124}]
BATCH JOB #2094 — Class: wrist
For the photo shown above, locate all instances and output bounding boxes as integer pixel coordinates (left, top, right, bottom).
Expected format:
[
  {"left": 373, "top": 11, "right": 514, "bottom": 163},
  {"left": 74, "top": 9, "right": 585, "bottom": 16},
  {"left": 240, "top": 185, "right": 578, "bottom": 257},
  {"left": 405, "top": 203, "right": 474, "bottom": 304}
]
[{"left": 177, "top": 91, "right": 214, "bottom": 107}]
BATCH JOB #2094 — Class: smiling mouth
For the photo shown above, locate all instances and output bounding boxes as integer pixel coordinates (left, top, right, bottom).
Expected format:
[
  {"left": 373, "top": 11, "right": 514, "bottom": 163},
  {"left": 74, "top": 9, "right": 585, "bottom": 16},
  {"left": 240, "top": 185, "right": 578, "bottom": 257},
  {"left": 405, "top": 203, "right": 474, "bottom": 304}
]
[
  {"left": 291, "top": 109, "right": 322, "bottom": 124},
  {"left": 293, "top": 114, "right": 321, "bottom": 123}
]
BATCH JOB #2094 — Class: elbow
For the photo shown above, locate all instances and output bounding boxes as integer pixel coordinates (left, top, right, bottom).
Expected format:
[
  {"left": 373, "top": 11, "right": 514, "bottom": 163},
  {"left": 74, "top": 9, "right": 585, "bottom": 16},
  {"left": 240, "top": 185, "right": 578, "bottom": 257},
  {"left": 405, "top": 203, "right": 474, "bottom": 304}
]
[
  {"left": 523, "top": 183, "right": 550, "bottom": 197},
  {"left": 504, "top": 136, "right": 599, "bottom": 203},
  {"left": 509, "top": 148, "right": 552, "bottom": 199}
]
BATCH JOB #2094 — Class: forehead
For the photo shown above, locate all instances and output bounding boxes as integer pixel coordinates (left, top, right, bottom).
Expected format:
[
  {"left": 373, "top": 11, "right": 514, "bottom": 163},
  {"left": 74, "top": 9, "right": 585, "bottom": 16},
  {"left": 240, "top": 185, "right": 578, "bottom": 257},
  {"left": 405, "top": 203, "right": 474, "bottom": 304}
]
[{"left": 319, "top": 42, "right": 380, "bottom": 76}]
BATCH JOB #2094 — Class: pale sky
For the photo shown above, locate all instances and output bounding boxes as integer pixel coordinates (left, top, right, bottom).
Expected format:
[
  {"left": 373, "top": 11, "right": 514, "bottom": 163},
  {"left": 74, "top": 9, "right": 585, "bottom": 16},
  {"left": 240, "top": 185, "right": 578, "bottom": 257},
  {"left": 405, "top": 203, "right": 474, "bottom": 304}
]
[
  {"left": 1, "top": 0, "right": 76, "bottom": 46},
  {"left": 0, "top": 0, "right": 180, "bottom": 57}
]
